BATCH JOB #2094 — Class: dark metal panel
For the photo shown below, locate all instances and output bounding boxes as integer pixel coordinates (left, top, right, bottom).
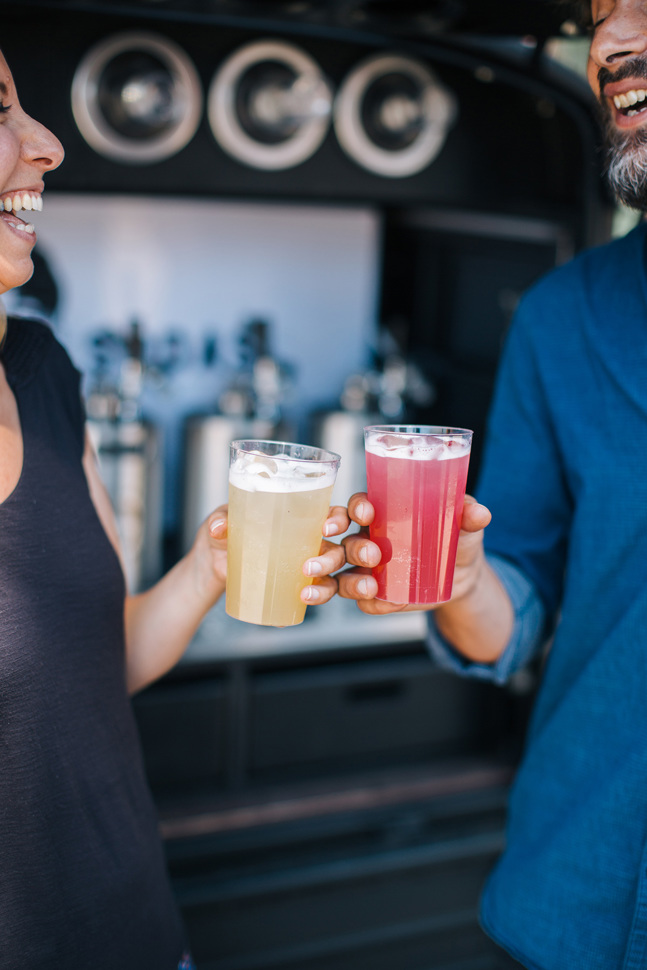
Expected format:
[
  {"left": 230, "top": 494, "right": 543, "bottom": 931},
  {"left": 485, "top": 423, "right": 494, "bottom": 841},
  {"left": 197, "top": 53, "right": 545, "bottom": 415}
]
[
  {"left": 0, "top": 2, "right": 604, "bottom": 222},
  {"left": 132, "top": 677, "right": 228, "bottom": 795},
  {"left": 248, "top": 656, "right": 502, "bottom": 781},
  {"left": 0, "top": 0, "right": 587, "bottom": 41},
  {"left": 169, "top": 807, "right": 514, "bottom": 968}
]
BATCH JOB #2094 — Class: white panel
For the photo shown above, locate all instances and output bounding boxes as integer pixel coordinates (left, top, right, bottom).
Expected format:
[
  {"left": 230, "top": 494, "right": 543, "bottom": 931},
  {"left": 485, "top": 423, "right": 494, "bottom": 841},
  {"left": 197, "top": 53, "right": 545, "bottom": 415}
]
[{"left": 11, "top": 193, "right": 381, "bottom": 530}]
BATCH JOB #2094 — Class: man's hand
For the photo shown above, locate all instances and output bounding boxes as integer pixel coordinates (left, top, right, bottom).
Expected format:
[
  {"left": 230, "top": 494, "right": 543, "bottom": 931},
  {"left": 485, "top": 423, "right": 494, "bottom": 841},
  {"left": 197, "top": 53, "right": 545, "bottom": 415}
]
[
  {"left": 300, "top": 506, "right": 352, "bottom": 605},
  {"left": 331, "top": 492, "right": 492, "bottom": 614}
]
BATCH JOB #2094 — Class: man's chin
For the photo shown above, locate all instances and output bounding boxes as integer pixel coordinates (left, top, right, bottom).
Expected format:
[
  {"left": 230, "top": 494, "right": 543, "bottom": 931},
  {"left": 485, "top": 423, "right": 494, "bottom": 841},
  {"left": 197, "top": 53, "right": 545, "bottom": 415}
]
[{"left": 605, "top": 126, "right": 647, "bottom": 210}]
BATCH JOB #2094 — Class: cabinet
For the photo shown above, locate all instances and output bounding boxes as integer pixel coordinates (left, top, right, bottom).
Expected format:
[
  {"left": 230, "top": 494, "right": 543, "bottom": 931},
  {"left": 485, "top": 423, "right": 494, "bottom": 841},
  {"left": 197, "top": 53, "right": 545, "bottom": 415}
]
[{"left": 132, "top": 640, "right": 530, "bottom": 968}]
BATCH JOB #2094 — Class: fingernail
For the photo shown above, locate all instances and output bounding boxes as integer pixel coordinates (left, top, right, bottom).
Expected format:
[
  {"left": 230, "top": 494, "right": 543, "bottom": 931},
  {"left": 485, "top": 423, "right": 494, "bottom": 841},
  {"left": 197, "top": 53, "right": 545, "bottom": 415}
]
[
  {"left": 358, "top": 545, "right": 371, "bottom": 565},
  {"left": 303, "top": 585, "right": 320, "bottom": 601},
  {"left": 323, "top": 522, "right": 337, "bottom": 537},
  {"left": 357, "top": 578, "right": 370, "bottom": 596},
  {"left": 209, "top": 518, "right": 226, "bottom": 536},
  {"left": 305, "top": 560, "right": 323, "bottom": 576},
  {"left": 356, "top": 503, "right": 368, "bottom": 520}
]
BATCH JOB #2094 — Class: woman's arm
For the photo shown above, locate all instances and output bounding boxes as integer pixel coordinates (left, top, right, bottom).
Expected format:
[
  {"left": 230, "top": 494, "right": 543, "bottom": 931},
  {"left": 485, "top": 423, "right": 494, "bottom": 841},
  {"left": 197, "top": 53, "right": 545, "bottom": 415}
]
[
  {"left": 82, "top": 430, "right": 226, "bottom": 692},
  {"left": 82, "top": 431, "right": 349, "bottom": 694}
]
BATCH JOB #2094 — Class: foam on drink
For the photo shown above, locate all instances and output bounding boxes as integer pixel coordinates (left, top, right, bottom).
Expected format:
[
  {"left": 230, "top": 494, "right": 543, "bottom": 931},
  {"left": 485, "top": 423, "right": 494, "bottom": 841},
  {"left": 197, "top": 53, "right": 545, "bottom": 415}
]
[
  {"left": 365, "top": 433, "right": 471, "bottom": 461},
  {"left": 229, "top": 451, "right": 337, "bottom": 492}
]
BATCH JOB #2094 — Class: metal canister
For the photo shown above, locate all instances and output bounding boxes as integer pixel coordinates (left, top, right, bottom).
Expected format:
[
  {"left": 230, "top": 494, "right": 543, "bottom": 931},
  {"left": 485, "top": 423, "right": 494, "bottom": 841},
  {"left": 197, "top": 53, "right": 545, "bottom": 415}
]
[
  {"left": 311, "top": 409, "right": 379, "bottom": 508},
  {"left": 180, "top": 414, "right": 276, "bottom": 554},
  {"left": 88, "top": 417, "right": 164, "bottom": 593}
]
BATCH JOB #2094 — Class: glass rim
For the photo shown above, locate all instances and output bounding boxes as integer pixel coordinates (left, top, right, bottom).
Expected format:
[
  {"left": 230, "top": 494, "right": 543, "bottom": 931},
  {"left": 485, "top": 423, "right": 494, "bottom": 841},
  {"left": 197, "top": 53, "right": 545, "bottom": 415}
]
[
  {"left": 230, "top": 438, "right": 341, "bottom": 464},
  {"left": 363, "top": 425, "right": 473, "bottom": 437}
]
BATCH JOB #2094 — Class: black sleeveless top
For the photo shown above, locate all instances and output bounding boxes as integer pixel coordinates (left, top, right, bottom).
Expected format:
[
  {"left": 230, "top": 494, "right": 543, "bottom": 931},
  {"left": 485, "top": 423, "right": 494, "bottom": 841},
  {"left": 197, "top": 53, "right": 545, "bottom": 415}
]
[{"left": 0, "top": 320, "right": 185, "bottom": 969}]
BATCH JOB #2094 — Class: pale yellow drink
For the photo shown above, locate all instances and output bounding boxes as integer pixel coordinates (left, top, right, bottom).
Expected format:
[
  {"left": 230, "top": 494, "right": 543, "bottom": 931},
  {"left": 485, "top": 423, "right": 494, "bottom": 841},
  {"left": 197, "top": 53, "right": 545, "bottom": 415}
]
[{"left": 225, "top": 441, "right": 340, "bottom": 627}]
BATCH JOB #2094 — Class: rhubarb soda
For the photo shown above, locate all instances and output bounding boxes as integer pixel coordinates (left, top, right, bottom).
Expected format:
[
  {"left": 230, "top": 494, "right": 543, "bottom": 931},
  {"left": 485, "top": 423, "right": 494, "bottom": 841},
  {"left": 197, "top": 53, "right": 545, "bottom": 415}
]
[
  {"left": 364, "top": 426, "right": 472, "bottom": 605},
  {"left": 226, "top": 440, "right": 340, "bottom": 627}
]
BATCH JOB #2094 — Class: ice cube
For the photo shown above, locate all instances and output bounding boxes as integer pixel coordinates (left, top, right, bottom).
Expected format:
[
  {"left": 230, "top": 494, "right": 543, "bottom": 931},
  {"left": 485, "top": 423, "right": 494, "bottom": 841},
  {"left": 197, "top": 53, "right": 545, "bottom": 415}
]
[
  {"left": 378, "top": 433, "right": 413, "bottom": 452},
  {"left": 425, "top": 436, "right": 470, "bottom": 460},
  {"left": 243, "top": 453, "right": 279, "bottom": 477},
  {"left": 418, "top": 436, "right": 444, "bottom": 459}
]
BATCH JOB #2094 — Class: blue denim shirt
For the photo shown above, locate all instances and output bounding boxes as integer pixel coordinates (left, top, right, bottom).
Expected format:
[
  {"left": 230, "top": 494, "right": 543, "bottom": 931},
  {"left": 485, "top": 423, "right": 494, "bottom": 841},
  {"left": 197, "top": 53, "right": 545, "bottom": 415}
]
[{"left": 427, "top": 223, "right": 647, "bottom": 969}]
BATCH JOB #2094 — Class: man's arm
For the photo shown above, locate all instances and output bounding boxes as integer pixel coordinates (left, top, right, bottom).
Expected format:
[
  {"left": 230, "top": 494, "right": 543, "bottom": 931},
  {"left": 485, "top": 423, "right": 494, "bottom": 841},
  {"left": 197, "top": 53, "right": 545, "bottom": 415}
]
[{"left": 325, "top": 282, "right": 572, "bottom": 675}]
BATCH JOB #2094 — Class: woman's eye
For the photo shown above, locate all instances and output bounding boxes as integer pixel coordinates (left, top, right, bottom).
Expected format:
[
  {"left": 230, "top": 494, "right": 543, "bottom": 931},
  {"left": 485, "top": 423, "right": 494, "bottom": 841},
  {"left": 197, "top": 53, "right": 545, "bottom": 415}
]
[{"left": 0, "top": 102, "right": 11, "bottom": 114}]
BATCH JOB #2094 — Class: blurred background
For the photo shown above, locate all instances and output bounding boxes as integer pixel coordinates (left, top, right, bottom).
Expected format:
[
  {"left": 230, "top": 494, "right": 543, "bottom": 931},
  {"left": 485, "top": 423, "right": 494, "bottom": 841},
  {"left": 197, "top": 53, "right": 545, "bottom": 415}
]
[{"left": 0, "top": 1, "right": 626, "bottom": 967}]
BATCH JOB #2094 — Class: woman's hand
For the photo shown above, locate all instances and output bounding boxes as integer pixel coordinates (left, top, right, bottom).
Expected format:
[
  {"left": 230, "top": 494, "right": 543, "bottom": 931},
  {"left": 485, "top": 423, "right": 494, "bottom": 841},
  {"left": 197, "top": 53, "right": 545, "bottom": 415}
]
[
  {"left": 189, "top": 505, "right": 229, "bottom": 606},
  {"left": 334, "top": 492, "right": 492, "bottom": 614},
  {"left": 196, "top": 504, "right": 354, "bottom": 610}
]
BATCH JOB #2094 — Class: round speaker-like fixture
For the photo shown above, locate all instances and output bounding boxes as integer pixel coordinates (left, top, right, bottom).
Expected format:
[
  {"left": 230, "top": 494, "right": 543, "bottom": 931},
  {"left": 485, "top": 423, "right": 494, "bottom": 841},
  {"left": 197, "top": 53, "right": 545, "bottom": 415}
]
[
  {"left": 208, "top": 40, "right": 333, "bottom": 171},
  {"left": 333, "top": 54, "right": 457, "bottom": 178},
  {"left": 72, "top": 32, "right": 203, "bottom": 164}
]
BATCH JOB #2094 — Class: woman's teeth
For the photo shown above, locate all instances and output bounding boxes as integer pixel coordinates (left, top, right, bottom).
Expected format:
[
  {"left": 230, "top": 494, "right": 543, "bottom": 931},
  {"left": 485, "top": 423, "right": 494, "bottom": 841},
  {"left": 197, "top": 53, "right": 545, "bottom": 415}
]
[{"left": 0, "top": 192, "right": 43, "bottom": 213}]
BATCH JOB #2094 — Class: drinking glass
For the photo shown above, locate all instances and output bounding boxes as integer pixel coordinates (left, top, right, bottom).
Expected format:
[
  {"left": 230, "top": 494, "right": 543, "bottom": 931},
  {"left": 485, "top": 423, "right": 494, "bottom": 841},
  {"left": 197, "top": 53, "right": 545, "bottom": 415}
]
[
  {"left": 226, "top": 439, "right": 341, "bottom": 626},
  {"left": 364, "top": 425, "right": 473, "bottom": 604}
]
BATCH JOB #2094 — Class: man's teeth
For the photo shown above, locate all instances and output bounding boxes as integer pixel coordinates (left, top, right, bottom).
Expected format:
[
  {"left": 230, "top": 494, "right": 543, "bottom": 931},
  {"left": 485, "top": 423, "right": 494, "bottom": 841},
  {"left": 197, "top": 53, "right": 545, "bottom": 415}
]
[
  {"left": 10, "top": 222, "right": 35, "bottom": 234},
  {"left": 0, "top": 192, "right": 43, "bottom": 213},
  {"left": 613, "top": 89, "right": 647, "bottom": 110}
]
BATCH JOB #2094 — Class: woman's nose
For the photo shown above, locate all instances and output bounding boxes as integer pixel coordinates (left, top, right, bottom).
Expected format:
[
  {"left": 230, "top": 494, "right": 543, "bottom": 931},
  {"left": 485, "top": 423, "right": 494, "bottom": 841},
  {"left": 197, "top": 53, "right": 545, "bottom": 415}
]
[
  {"left": 22, "top": 115, "right": 64, "bottom": 174},
  {"left": 590, "top": 4, "right": 647, "bottom": 67}
]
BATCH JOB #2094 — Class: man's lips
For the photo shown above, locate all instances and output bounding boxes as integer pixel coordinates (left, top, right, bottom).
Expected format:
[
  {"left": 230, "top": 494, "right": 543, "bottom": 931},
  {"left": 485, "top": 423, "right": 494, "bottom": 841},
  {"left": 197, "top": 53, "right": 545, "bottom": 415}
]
[
  {"left": 600, "top": 81, "right": 647, "bottom": 128},
  {"left": 602, "top": 79, "right": 647, "bottom": 99}
]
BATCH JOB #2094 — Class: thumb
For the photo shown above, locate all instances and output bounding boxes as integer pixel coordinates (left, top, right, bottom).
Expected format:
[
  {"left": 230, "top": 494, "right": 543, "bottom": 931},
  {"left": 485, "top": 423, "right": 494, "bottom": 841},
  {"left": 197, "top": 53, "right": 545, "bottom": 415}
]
[
  {"left": 208, "top": 507, "right": 228, "bottom": 540},
  {"left": 461, "top": 495, "right": 492, "bottom": 534}
]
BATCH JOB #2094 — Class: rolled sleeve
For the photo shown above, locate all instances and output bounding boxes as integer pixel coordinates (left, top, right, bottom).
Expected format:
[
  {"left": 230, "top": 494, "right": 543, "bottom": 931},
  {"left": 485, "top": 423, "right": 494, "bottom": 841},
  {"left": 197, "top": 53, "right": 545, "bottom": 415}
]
[{"left": 425, "top": 554, "right": 546, "bottom": 685}]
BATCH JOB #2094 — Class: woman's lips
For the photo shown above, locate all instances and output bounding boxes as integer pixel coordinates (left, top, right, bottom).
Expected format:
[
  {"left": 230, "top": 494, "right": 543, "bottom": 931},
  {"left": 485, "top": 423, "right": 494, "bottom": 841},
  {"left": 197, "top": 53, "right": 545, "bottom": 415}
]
[{"left": 0, "top": 209, "right": 36, "bottom": 239}]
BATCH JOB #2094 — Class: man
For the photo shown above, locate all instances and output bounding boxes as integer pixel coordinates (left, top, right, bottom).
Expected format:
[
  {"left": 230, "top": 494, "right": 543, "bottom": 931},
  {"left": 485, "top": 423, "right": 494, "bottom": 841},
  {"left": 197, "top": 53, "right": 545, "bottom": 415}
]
[{"left": 315, "top": 2, "right": 647, "bottom": 966}]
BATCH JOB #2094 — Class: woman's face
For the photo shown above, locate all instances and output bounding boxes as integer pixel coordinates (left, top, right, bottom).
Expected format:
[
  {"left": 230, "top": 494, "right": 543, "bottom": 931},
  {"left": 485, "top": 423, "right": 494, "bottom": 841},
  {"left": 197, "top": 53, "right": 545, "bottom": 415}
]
[{"left": 0, "top": 52, "right": 63, "bottom": 295}]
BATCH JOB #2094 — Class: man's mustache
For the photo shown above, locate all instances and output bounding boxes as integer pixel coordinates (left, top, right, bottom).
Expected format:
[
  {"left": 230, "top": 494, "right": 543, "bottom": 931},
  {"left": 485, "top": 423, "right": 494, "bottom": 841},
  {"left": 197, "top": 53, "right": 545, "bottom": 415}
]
[{"left": 598, "top": 58, "right": 647, "bottom": 94}]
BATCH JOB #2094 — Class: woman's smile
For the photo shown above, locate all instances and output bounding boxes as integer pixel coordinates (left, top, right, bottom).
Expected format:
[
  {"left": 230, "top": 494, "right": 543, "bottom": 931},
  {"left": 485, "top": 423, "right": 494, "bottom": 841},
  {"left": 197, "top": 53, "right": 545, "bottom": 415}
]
[{"left": 0, "top": 188, "right": 44, "bottom": 242}]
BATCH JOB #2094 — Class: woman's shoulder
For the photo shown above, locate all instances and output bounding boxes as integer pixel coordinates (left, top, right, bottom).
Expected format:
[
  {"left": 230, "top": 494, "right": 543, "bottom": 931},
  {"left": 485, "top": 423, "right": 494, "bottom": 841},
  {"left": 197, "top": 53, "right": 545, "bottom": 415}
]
[{"left": 4, "top": 317, "right": 79, "bottom": 389}]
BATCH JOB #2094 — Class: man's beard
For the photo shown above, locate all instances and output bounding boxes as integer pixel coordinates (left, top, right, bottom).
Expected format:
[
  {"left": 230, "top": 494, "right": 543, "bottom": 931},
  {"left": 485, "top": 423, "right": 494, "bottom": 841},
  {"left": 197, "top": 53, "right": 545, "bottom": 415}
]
[
  {"left": 603, "top": 117, "right": 647, "bottom": 210},
  {"left": 598, "top": 57, "right": 647, "bottom": 210}
]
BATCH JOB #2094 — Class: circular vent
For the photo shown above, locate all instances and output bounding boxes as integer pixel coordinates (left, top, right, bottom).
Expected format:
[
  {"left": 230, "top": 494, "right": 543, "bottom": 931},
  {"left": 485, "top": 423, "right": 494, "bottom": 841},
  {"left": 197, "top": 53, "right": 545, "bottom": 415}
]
[
  {"left": 208, "top": 39, "right": 333, "bottom": 171},
  {"left": 71, "top": 32, "right": 203, "bottom": 164},
  {"left": 333, "top": 53, "right": 457, "bottom": 178}
]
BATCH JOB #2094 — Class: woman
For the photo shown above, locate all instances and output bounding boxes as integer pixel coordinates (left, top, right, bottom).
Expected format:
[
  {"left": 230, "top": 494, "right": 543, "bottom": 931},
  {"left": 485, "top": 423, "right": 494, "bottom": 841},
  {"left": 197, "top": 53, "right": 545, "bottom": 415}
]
[{"left": 0, "top": 51, "right": 348, "bottom": 969}]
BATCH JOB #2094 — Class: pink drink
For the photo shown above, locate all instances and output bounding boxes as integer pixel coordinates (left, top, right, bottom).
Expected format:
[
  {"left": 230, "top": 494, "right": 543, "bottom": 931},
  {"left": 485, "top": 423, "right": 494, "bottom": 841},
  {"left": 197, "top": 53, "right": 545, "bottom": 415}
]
[{"left": 364, "top": 426, "right": 472, "bottom": 605}]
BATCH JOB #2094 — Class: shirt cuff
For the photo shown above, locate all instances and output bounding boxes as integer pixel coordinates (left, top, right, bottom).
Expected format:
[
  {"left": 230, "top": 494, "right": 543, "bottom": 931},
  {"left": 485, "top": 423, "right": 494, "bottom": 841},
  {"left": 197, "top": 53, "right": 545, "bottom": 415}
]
[{"left": 425, "top": 553, "right": 546, "bottom": 685}]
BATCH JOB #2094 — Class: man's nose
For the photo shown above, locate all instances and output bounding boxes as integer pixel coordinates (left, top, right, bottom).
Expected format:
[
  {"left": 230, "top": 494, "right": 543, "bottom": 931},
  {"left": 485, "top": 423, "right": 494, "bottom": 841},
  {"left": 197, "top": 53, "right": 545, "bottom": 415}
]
[{"left": 590, "top": 4, "right": 647, "bottom": 67}]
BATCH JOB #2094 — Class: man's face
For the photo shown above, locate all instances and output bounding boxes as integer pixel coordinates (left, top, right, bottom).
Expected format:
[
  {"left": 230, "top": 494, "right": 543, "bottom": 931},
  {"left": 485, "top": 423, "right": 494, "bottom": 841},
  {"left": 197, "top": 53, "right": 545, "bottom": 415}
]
[{"left": 587, "top": 0, "right": 647, "bottom": 209}]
